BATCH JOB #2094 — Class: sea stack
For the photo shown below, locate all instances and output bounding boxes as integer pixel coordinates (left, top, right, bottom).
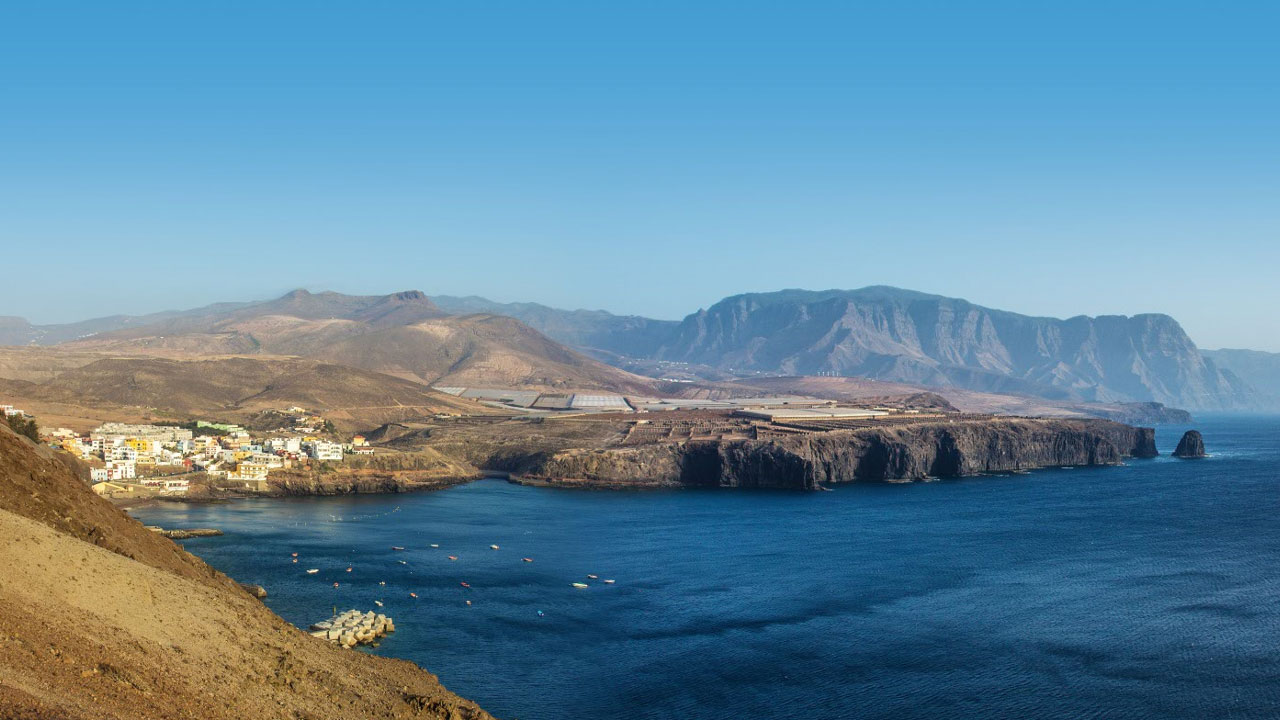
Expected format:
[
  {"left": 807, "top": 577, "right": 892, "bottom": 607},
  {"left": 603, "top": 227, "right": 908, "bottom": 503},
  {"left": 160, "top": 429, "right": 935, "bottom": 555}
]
[{"left": 1172, "top": 430, "right": 1206, "bottom": 458}]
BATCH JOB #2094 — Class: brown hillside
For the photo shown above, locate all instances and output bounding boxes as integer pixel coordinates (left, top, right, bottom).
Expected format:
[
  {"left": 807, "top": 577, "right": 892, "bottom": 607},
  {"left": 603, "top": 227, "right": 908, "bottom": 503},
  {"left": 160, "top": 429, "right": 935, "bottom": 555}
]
[
  {"left": 3, "top": 355, "right": 493, "bottom": 430},
  {"left": 58, "top": 291, "right": 655, "bottom": 394},
  {"left": 310, "top": 314, "right": 659, "bottom": 393},
  {"left": 0, "top": 422, "right": 493, "bottom": 720}
]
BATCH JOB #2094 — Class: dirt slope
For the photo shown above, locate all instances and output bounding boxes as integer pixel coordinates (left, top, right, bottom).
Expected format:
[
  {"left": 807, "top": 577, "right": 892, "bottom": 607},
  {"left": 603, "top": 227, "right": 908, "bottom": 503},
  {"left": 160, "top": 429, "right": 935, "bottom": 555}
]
[
  {"left": 0, "top": 422, "right": 494, "bottom": 720},
  {"left": 0, "top": 354, "right": 494, "bottom": 431}
]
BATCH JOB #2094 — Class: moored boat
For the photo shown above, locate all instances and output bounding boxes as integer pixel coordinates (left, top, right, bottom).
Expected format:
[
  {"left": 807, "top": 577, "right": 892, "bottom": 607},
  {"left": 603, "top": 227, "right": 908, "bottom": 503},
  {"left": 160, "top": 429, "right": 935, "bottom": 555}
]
[{"left": 571, "top": 582, "right": 589, "bottom": 589}]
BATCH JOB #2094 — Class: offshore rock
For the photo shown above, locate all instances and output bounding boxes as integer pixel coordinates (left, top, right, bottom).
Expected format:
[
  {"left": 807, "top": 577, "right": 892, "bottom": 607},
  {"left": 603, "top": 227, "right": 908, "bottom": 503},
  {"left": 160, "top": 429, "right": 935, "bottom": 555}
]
[
  {"left": 519, "top": 418, "right": 1158, "bottom": 490},
  {"left": 1172, "top": 430, "right": 1207, "bottom": 458}
]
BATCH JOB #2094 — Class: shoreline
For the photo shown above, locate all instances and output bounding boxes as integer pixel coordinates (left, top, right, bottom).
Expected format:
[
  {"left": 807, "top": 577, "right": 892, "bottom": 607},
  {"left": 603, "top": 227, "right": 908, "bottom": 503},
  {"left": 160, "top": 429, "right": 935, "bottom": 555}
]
[{"left": 117, "top": 454, "right": 1156, "bottom": 510}]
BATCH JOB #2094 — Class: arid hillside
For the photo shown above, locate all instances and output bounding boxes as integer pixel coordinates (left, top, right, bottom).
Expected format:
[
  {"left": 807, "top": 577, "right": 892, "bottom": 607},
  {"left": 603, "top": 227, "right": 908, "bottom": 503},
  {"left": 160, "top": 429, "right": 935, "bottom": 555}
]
[
  {"left": 310, "top": 314, "right": 658, "bottom": 393},
  {"left": 55, "top": 289, "right": 658, "bottom": 395},
  {"left": 0, "top": 422, "right": 493, "bottom": 720},
  {"left": 0, "top": 353, "right": 494, "bottom": 431}
]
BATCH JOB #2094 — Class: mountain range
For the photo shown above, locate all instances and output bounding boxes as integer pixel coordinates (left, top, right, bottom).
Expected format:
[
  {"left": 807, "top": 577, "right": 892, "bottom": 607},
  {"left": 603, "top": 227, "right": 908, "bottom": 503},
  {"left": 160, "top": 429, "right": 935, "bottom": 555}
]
[
  {"left": 431, "top": 287, "right": 1262, "bottom": 411},
  {"left": 2, "top": 286, "right": 1272, "bottom": 414}
]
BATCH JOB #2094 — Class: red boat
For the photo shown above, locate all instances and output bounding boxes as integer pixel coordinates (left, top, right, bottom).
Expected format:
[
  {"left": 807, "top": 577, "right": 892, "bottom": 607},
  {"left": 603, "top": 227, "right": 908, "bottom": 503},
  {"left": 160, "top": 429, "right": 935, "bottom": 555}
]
[{"left": 460, "top": 582, "right": 471, "bottom": 588}]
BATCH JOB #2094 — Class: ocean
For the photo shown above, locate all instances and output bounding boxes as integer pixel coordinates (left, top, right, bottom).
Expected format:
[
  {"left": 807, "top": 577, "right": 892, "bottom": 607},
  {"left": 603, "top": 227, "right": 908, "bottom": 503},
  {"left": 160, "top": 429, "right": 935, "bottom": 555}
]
[{"left": 133, "top": 416, "right": 1280, "bottom": 719}]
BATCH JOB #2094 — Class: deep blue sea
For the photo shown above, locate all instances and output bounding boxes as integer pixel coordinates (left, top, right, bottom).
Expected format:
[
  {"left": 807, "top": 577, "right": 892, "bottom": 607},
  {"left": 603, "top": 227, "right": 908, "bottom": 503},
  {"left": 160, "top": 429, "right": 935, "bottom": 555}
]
[{"left": 133, "top": 416, "right": 1280, "bottom": 719}]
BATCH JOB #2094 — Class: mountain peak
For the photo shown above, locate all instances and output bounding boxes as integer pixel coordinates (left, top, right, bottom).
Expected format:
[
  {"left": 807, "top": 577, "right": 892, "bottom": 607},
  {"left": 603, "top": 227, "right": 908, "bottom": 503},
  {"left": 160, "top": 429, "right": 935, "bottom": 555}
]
[{"left": 388, "top": 290, "right": 428, "bottom": 301}]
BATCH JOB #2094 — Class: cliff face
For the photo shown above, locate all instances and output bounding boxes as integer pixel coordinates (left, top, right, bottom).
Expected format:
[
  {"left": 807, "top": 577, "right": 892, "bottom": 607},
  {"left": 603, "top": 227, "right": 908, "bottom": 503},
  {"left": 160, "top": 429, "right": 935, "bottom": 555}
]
[
  {"left": 648, "top": 287, "right": 1257, "bottom": 411},
  {"left": 0, "top": 423, "right": 492, "bottom": 720},
  {"left": 522, "top": 419, "right": 1157, "bottom": 490}
]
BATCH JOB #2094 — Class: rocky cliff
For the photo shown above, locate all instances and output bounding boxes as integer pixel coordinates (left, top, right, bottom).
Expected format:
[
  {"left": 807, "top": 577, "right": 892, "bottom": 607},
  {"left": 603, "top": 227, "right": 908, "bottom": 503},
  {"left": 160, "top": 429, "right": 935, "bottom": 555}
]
[
  {"left": 647, "top": 287, "right": 1257, "bottom": 411},
  {"left": 518, "top": 418, "right": 1157, "bottom": 490}
]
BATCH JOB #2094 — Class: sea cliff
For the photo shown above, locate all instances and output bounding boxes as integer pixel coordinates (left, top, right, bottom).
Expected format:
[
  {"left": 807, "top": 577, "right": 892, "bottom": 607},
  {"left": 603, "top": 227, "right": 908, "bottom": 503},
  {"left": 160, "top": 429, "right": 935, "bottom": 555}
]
[{"left": 516, "top": 418, "right": 1157, "bottom": 490}]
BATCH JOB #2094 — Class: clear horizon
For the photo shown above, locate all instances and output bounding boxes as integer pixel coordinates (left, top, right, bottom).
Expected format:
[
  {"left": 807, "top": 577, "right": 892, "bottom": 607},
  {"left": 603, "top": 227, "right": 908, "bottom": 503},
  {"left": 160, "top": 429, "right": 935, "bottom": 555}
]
[{"left": 3, "top": 2, "right": 1278, "bottom": 350}]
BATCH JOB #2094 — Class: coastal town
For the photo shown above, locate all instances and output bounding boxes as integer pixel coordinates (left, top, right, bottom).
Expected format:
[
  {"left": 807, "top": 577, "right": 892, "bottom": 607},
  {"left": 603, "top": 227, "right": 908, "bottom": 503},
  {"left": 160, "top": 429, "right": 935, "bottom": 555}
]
[{"left": 2, "top": 400, "right": 372, "bottom": 500}]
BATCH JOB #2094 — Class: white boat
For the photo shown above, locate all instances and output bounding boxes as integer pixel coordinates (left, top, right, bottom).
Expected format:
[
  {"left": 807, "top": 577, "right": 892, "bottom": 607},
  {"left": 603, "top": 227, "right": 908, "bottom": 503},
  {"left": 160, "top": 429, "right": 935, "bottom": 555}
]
[
  {"left": 603, "top": 579, "right": 615, "bottom": 584},
  {"left": 430, "top": 544, "right": 440, "bottom": 548},
  {"left": 571, "top": 582, "right": 589, "bottom": 589},
  {"left": 586, "top": 574, "right": 598, "bottom": 579},
  {"left": 490, "top": 544, "right": 500, "bottom": 550},
  {"left": 374, "top": 600, "right": 384, "bottom": 607},
  {"left": 306, "top": 569, "right": 319, "bottom": 574}
]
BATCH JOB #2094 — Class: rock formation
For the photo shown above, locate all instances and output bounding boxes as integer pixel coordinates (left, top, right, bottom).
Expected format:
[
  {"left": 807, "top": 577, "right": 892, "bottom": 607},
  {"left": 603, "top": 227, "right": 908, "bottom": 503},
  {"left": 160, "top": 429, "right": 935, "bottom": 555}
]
[
  {"left": 1172, "top": 430, "right": 1207, "bottom": 458},
  {"left": 516, "top": 418, "right": 1158, "bottom": 490}
]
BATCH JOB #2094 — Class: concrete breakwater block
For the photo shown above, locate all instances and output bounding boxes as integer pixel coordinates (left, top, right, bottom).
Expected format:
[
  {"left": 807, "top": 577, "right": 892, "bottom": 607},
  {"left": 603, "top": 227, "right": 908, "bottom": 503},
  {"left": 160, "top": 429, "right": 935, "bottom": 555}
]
[{"left": 309, "top": 609, "right": 395, "bottom": 648}]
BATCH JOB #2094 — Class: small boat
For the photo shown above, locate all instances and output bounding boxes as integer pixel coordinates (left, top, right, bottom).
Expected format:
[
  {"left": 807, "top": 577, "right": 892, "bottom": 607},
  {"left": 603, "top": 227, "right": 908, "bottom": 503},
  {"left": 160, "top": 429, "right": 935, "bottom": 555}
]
[
  {"left": 521, "top": 558, "right": 533, "bottom": 563},
  {"left": 460, "top": 582, "right": 471, "bottom": 588},
  {"left": 374, "top": 600, "right": 383, "bottom": 607},
  {"left": 346, "top": 567, "right": 353, "bottom": 573},
  {"left": 378, "top": 581, "right": 386, "bottom": 586},
  {"left": 447, "top": 556, "right": 458, "bottom": 561},
  {"left": 603, "top": 579, "right": 615, "bottom": 584},
  {"left": 392, "top": 546, "right": 405, "bottom": 551},
  {"left": 537, "top": 610, "right": 544, "bottom": 617},
  {"left": 292, "top": 558, "right": 298, "bottom": 563},
  {"left": 409, "top": 592, "right": 418, "bottom": 598},
  {"left": 398, "top": 560, "right": 407, "bottom": 565},
  {"left": 291, "top": 552, "right": 298, "bottom": 558},
  {"left": 430, "top": 544, "right": 440, "bottom": 548},
  {"left": 571, "top": 582, "right": 589, "bottom": 589},
  {"left": 306, "top": 569, "right": 319, "bottom": 574},
  {"left": 586, "top": 574, "right": 598, "bottom": 580},
  {"left": 465, "top": 600, "right": 472, "bottom": 606},
  {"left": 490, "top": 544, "right": 500, "bottom": 550},
  {"left": 333, "top": 582, "right": 340, "bottom": 588}
]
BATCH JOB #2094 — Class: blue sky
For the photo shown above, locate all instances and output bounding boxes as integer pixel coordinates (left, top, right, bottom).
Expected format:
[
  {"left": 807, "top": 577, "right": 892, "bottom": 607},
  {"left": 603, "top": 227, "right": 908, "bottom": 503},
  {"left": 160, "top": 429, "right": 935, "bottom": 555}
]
[{"left": 2, "top": 1, "right": 1278, "bottom": 350}]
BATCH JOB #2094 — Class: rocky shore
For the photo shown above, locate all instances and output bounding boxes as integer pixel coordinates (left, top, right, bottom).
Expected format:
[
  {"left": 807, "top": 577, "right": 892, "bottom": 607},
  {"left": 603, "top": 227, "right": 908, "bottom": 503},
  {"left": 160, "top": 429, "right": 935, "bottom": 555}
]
[{"left": 310, "top": 609, "right": 396, "bottom": 648}]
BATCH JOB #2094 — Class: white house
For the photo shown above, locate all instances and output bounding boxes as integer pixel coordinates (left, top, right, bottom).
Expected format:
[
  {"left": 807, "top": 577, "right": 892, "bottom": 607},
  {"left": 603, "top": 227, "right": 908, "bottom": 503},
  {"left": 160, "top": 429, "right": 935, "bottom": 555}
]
[{"left": 309, "top": 441, "right": 343, "bottom": 462}]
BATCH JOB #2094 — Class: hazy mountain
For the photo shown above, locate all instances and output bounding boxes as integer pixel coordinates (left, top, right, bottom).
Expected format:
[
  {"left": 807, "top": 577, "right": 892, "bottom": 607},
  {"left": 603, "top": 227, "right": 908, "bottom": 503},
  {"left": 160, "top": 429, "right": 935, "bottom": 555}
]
[
  {"left": 0, "top": 301, "right": 254, "bottom": 346},
  {"left": 1202, "top": 349, "right": 1280, "bottom": 402},
  {"left": 9, "top": 286, "right": 1271, "bottom": 411},
  {"left": 648, "top": 287, "right": 1257, "bottom": 411},
  {"left": 51, "top": 290, "right": 658, "bottom": 395},
  {"left": 430, "top": 296, "right": 680, "bottom": 358}
]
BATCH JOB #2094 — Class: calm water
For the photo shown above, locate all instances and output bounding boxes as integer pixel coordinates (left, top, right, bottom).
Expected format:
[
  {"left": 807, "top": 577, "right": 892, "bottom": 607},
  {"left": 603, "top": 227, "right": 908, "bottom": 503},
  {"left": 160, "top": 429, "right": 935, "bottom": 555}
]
[{"left": 134, "top": 416, "right": 1280, "bottom": 719}]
